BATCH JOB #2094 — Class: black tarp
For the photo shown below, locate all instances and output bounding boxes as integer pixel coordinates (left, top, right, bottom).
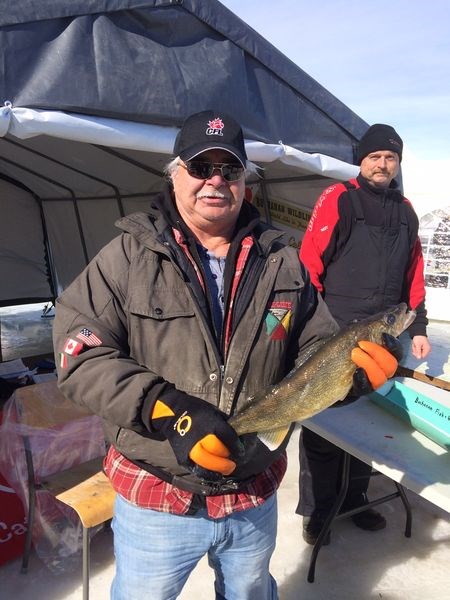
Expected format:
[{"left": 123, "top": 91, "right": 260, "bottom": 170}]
[
  {"left": 0, "top": 0, "right": 367, "bottom": 308},
  {"left": 1, "top": 0, "right": 367, "bottom": 161}
]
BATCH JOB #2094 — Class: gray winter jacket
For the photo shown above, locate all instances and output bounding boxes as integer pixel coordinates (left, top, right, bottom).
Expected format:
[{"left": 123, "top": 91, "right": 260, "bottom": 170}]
[{"left": 53, "top": 191, "right": 337, "bottom": 489}]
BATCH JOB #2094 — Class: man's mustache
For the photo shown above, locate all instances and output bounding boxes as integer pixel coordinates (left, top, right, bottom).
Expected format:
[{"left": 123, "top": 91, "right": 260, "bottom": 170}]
[{"left": 196, "top": 192, "right": 227, "bottom": 199}]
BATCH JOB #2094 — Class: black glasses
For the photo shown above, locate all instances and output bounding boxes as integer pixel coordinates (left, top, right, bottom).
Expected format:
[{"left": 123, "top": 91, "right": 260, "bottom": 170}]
[{"left": 179, "top": 160, "right": 245, "bottom": 182}]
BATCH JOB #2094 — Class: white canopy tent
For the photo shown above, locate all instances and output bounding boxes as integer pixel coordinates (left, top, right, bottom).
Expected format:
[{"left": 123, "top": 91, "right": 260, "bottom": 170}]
[
  {"left": 2, "top": 0, "right": 447, "bottom": 336},
  {"left": 0, "top": 103, "right": 359, "bottom": 306}
]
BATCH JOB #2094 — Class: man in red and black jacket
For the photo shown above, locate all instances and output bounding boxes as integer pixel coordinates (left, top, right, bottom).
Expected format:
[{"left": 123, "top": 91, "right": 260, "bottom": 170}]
[{"left": 296, "top": 123, "right": 431, "bottom": 545}]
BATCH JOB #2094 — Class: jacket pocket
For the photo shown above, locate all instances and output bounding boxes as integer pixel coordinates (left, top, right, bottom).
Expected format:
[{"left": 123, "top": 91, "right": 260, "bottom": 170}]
[
  {"left": 126, "top": 287, "right": 210, "bottom": 393},
  {"left": 271, "top": 262, "right": 305, "bottom": 294},
  {"left": 126, "top": 285, "right": 196, "bottom": 319}
]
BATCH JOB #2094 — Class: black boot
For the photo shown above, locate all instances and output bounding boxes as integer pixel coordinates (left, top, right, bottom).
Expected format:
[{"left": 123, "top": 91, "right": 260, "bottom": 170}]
[{"left": 351, "top": 508, "right": 386, "bottom": 531}]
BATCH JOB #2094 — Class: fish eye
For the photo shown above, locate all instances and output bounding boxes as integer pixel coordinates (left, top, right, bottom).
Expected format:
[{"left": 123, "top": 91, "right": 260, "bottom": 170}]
[{"left": 386, "top": 314, "right": 396, "bottom": 325}]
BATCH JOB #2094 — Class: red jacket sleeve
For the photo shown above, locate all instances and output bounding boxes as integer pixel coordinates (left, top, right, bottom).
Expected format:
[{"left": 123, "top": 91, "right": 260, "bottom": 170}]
[
  {"left": 405, "top": 237, "right": 426, "bottom": 310},
  {"left": 402, "top": 196, "right": 426, "bottom": 311},
  {"left": 299, "top": 182, "right": 345, "bottom": 292}
]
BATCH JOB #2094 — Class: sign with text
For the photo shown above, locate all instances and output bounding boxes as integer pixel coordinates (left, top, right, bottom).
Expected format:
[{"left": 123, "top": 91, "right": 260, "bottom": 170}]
[{"left": 253, "top": 195, "right": 311, "bottom": 249}]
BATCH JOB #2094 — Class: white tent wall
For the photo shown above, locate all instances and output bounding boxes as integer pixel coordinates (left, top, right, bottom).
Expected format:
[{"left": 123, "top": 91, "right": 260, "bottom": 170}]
[
  {"left": 39, "top": 191, "right": 163, "bottom": 295},
  {"left": 0, "top": 105, "right": 359, "bottom": 306},
  {"left": 2, "top": 105, "right": 447, "bottom": 322},
  {"left": 42, "top": 198, "right": 123, "bottom": 295},
  {"left": 0, "top": 178, "right": 52, "bottom": 303}
]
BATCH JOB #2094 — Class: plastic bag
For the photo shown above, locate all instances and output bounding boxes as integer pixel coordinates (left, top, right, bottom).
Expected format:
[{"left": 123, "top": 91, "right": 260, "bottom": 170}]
[{"left": 0, "top": 381, "right": 106, "bottom": 572}]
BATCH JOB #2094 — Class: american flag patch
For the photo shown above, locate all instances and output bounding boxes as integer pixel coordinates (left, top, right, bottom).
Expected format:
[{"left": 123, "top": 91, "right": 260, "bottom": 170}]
[{"left": 76, "top": 327, "right": 102, "bottom": 347}]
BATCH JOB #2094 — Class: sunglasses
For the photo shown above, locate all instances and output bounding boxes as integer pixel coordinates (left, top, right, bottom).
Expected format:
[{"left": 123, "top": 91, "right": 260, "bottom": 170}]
[{"left": 179, "top": 160, "right": 245, "bottom": 182}]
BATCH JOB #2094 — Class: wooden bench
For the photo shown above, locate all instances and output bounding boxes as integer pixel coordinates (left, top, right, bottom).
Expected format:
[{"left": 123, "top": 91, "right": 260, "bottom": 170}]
[{"left": 41, "top": 457, "right": 116, "bottom": 600}]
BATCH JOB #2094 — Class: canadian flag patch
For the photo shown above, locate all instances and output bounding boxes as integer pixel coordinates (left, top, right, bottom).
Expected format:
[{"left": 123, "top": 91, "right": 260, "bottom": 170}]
[{"left": 63, "top": 338, "right": 83, "bottom": 356}]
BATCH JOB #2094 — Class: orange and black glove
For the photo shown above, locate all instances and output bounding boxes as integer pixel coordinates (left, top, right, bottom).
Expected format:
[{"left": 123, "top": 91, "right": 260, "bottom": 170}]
[
  {"left": 351, "top": 333, "right": 403, "bottom": 396},
  {"left": 150, "top": 388, "right": 242, "bottom": 476}
]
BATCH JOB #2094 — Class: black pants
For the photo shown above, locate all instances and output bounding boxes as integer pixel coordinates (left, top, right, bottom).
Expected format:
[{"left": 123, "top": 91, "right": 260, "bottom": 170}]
[{"left": 296, "top": 426, "right": 372, "bottom": 517}]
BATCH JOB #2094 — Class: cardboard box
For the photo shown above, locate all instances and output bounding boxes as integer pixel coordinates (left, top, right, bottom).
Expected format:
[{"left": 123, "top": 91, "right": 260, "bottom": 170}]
[{"left": 370, "top": 380, "right": 450, "bottom": 451}]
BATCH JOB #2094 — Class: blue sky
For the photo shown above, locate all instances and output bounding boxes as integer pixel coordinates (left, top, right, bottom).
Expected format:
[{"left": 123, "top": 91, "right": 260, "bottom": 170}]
[{"left": 220, "top": 0, "right": 450, "bottom": 162}]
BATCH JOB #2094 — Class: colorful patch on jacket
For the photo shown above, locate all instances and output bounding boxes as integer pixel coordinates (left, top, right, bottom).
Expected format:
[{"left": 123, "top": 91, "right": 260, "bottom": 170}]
[
  {"left": 76, "top": 327, "right": 102, "bottom": 347},
  {"left": 59, "top": 352, "right": 68, "bottom": 369},
  {"left": 63, "top": 338, "right": 83, "bottom": 356},
  {"left": 265, "top": 301, "right": 292, "bottom": 340}
]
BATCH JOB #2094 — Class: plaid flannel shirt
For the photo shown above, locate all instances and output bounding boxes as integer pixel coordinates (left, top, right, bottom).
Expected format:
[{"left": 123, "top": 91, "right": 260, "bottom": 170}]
[{"left": 105, "top": 446, "right": 287, "bottom": 518}]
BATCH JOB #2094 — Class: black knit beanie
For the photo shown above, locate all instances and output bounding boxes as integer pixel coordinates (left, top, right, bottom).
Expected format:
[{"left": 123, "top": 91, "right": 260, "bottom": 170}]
[{"left": 357, "top": 124, "right": 403, "bottom": 164}]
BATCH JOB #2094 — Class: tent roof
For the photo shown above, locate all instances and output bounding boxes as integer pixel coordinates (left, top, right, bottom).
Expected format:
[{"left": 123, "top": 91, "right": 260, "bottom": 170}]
[
  {"left": 0, "top": 0, "right": 367, "bottom": 163},
  {"left": 0, "top": 0, "right": 366, "bottom": 311}
]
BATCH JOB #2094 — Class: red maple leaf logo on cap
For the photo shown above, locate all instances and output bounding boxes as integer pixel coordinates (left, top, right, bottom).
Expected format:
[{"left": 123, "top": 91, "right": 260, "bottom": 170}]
[{"left": 208, "top": 118, "right": 224, "bottom": 131}]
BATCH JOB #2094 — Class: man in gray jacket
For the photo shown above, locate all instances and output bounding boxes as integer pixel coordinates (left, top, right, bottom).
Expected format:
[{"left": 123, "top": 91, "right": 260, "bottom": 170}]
[{"left": 53, "top": 110, "right": 399, "bottom": 599}]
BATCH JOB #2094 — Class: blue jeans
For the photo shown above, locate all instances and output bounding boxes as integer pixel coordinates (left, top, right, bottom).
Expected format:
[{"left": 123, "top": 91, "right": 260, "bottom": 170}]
[{"left": 111, "top": 493, "right": 278, "bottom": 600}]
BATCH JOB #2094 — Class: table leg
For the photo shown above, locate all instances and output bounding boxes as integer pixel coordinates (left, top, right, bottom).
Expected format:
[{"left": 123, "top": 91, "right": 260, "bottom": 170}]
[
  {"left": 307, "top": 451, "right": 351, "bottom": 583},
  {"left": 395, "top": 482, "right": 412, "bottom": 537}
]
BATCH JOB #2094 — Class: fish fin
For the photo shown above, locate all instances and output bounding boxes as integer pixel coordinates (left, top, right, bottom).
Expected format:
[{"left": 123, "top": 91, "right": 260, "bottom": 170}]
[{"left": 256, "top": 426, "right": 291, "bottom": 451}]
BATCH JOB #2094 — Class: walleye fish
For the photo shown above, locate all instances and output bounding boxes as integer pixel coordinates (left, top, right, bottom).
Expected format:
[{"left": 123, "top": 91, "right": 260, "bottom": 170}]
[{"left": 228, "top": 303, "right": 416, "bottom": 450}]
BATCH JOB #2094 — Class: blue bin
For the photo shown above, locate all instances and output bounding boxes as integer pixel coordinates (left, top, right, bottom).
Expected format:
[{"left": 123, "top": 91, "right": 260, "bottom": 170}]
[{"left": 370, "top": 380, "right": 450, "bottom": 451}]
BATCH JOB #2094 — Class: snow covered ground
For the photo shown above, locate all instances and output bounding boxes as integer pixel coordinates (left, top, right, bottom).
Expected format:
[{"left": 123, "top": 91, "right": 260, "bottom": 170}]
[
  {"left": 2, "top": 426, "right": 449, "bottom": 600},
  {"left": 0, "top": 306, "right": 449, "bottom": 599},
  {"left": 0, "top": 303, "right": 54, "bottom": 361}
]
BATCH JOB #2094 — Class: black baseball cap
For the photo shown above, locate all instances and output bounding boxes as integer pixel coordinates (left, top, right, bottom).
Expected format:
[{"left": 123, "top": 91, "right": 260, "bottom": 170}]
[{"left": 174, "top": 109, "right": 247, "bottom": 167}]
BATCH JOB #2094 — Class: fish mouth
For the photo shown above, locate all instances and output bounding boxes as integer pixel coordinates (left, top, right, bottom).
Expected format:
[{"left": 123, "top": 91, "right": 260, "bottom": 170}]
[
  {"left": 402, "top": 308, "right": 417, "bottom": 331},
  {"left": 388, "top": 302, "right": 416, "bottom": 334}
]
